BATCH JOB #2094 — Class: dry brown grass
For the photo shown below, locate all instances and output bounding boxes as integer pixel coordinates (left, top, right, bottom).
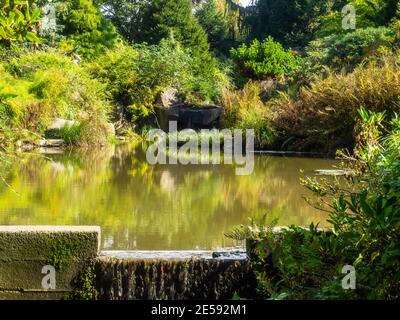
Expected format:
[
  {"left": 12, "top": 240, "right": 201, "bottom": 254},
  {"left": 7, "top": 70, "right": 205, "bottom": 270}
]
[
  {"left": 269, "top": 61, "right": 400, "bottom": 153},
  {"left": 220, "top": 81, "right": 274, "bottom": 147}
]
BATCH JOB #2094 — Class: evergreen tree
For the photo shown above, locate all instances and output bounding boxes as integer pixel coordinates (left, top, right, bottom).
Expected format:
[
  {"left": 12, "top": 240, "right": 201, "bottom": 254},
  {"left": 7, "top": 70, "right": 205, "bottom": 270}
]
[
  {"left": 101, "top": 0, "right": 146, "bottom": 44},
  {"left": 139, "top": 0, "right": 213, "bottom": 69},
  {"left": 195, "top": 0, "right": 230, "bottom": 53},
  {"left": 55, "top": 0, "right": 119, "bottom": 58}
]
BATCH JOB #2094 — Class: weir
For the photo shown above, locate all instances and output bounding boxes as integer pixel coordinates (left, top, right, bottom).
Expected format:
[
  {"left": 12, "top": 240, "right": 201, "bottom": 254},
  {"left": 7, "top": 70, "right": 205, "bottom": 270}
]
[{"left": 0, "top": 226, "right": 254, "bottom": 300}]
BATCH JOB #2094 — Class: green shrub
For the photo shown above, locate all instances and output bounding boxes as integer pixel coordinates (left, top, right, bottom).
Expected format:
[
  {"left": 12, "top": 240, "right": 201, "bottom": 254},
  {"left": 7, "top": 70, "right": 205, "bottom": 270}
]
[
  {"left": 230, "top": 37, "right": 301, "bottom": 80},
  {"left": 57, "top": 123, "right": 84, "bottom": 145},
  {"left": 228, "top": 110, "right": 400, "bottom": 300},
  {"left": 88, "top": 39, "right": 229, "bottom": 124},
  {"left": 0, "top": 49, "right": 112, "bottom": 146},
  {"left": 316, "top": 0, "right": 398, "bottom": 38},
  {"left": 55, "top": 0, "right": 119, "bottom": 59},
  {"left": 0, "top": 0, "right": 41, "bottom": 47},
  {"left": 308, "top": 27, "right": 395, "bottom": 70},
  {"left": 302, "top": 110, "right": 400, "bottom": 299},
  {"left": 87, "top": 40, "right": 192, "bottom": 123}
]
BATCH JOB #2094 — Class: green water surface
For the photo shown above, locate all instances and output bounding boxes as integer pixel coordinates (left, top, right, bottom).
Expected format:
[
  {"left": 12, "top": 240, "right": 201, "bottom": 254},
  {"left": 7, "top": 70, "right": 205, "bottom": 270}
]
[{"left": 0, "top": 144, "right": 337, "bottom": 250}]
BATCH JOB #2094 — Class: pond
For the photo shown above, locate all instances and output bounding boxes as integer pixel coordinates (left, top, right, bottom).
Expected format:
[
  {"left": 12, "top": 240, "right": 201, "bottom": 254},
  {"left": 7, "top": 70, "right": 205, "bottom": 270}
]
[{"left": 0, "top": 144, "right": 338, "bottom": 250}]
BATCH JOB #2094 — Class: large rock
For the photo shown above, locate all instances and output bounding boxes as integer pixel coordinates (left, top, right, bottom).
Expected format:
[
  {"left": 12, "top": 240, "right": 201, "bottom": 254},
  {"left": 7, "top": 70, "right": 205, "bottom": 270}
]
[
  {"left": 155, "top": 104, "right": 222, "bottom": 131},
  {"left": 157, "top": 87, "right": 181, "bottom": 108}
]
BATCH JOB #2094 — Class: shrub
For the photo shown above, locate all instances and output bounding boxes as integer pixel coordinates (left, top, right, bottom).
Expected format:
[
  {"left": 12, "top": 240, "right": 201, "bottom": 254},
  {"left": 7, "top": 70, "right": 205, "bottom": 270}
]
[
  {"left": 221, "top": 81, "right": 275, "bottom": 147},
  {"left": 0, "top": 49, "right": 112, "bottom": 146},
  {"left": 301, "top": 110, "right": 400, "bottom": 299},
  {"left": 87, "top": 40, "right": 192, "bottom": 123},
  {"left": 88, "top": 39, "right": 229, "bottom": 124},
  {"left": 270, "top": 61, "right": 400, "bottom": 153},
  {"left": 54, "top": 0, "right": 119, "bottom": 59},
  {"left": 308, "top": 27, "right": 395, "bottom": 70},
  {"left": 228, "top": 110, "right": 400, "bottom": 300},
  {"left": 0, "top": 0, "right": 41, "bottom": 47},
  {"left": 230, "top": 37, "right": 301, "bottom": 80},
  {"left": 316, "top": 0, "right": 398, "bottom": 38}
]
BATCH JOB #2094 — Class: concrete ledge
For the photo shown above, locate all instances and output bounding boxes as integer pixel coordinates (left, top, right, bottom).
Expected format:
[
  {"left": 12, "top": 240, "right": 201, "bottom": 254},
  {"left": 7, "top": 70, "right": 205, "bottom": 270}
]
[
  {"left": 100, "top": 250, "right": 247, "bottom": 260},
  {"left": 0, "top": 226, "right": 100, "bottom": 300}
]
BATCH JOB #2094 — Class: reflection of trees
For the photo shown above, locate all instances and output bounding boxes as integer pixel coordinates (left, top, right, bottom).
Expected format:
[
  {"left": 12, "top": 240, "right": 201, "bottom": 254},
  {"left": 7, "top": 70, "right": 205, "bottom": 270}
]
[{"left": 0, "top": 145, "right": 335, "bottom": 250}]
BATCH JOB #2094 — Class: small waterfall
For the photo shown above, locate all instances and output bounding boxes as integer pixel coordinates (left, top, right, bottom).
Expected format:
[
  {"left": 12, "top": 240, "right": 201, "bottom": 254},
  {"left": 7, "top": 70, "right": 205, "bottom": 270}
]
[{"left": 95, "top": 252, "right": 255, "bottom": 300}]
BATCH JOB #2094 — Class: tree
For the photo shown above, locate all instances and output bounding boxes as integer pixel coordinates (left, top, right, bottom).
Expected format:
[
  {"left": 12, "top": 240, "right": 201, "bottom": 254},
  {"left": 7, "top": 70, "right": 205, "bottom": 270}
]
[
  {"left": 248, "top": 0, "right": 338, "bottom": 47},
  {"left": 54, "top": 0, "right": 119, "bottom": 58},
  {"left": 138, "top": 0, "right": 212, "bottom": 68},
  {"left": 195, "top": 0, "right": 230, "bottom": 53},
  {"left": 101, "top": 0, "right": 146, "bottom": 44}
]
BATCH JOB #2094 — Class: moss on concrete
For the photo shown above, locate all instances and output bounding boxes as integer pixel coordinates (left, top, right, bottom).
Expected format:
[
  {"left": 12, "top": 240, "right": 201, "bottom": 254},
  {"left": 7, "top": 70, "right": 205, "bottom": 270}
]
[{"left": 0, "top": 226, "right": 100, "bottom": 298}]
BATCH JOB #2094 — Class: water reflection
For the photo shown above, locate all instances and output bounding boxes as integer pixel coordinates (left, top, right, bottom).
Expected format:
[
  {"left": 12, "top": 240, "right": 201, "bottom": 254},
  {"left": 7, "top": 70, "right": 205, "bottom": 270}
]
[{"left": 0, "top": 144, "right": 337, "bottom": 250}]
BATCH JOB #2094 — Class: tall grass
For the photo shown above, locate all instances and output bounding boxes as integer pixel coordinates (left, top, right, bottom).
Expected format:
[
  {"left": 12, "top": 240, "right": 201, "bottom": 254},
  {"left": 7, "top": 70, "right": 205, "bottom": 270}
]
[
  {"left": 221, "top": 81, "right": 275, "bottom": 148},
  {"left": 270, "top": 61, "right": 400, "bottom": 153}
]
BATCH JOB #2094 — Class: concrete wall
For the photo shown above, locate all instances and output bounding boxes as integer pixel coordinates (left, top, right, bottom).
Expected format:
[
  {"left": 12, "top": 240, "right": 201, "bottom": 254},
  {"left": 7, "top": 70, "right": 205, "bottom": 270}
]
[
  {"left": 0, "top": 226, "right": 100, "bottom": 300},
  {"left": 0, "top": 226, "right": 253, "bottom": 300}
]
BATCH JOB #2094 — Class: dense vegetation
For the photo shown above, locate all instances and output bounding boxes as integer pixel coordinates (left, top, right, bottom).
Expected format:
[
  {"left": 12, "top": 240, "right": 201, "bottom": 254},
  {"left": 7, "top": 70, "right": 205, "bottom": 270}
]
[
  {"left": 1, "top": 0, "right": 400, "bottom": 300},
  {"left": 228, "top": 109, "right": 400, "bottom": 299}
]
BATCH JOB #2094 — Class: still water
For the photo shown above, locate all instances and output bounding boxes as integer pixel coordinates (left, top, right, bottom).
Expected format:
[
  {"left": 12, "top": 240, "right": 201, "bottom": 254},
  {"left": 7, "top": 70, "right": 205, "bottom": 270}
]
[{"left": 0, "top": 144, "right": 337, "bottom": 250}]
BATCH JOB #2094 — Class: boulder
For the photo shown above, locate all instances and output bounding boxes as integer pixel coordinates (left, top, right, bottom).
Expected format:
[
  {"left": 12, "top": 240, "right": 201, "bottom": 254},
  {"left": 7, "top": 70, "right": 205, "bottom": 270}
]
[
  {"left": 157, "top": 88, "right": 182, "bottom": 109},
  {"left": 155, "top": 104, "right": 222, "bottom": 131}
]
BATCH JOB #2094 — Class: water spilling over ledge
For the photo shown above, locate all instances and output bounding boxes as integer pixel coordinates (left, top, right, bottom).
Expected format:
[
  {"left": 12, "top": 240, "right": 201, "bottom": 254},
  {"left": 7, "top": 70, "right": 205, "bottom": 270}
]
[{"left": 95, "top": 251, "right": 254, "bottom": 300}]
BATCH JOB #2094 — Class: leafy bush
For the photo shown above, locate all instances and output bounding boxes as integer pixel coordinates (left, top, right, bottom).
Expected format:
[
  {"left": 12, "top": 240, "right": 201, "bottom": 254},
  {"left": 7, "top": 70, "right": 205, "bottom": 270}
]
[
  {"left": 88, "top": 39, "right": 229, "bottom": 124},
  {"left": 0, "top": 0, "right": 41, "bottom": 47},
  {"left": 316, "top": 0, "right": 398, "bottom": 38},
  {"left": 0, "top": 49, "right": 112, "bottom": 146},
  {"left": 54, "top": 0, "right": 119, "bottom": 59},
  {"left": 221, "top": 81, "right": 275, "bottom": 147},
  {"left": 270, "top": 61, "right": 400, "bottom": 153},
  {"left": 228, "top": 110, "right": 400, "bottom": 300},
  {"left": 302, "top": 110, "right": 400, "bottom": 299},
  {"left": 87, "top": 40, "right": 191, "bottom": 123},
  {"left": 230, "top": 37, "right": 301, "bottom": 80},
  {"left": 308, "top": 27, "right": 395, "bottom": 70}
]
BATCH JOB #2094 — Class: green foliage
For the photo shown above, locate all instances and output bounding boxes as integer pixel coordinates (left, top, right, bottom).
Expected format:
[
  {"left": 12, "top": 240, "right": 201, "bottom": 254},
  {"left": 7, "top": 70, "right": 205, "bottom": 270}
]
[
  {"left": 101, "top": 0, "right": 146, "bottom": 44},
  {"left": 221, "top": 81, "right": 275, "bottom": 147},
  {"left": 88, "top": 38, "right": 229, "bottom": 124},
  {"left": 0, "top": 0, "right": 41, "bottom": 47},
  {"left": 195, "top": 0, "right": 230, "bottom": 53},
  {"left": 303, "top": 111, "right": 400, "bottom": 299},
  {"left": 230, "top": 37, "right": 301, "bottom": 79},
  {"left": 70, "top": 261, "right": 96, "bottom": 300},
  {"left": 317, "top": 0, "right": 398, "bottom": 38},
  {"left": 270, "top": 60, "right": 400, "bottom": 153},
  {"left": 138, "top": 0, "right": 215, "bottom": 72},
  {"left": 0, "top": 49, "right": 112, "bottom": 146},
  {"left": 55, "top": 0, "right": 119, "bottom": 58},
  {"left": 308, "top": 27, "right": 395, "bottom": 70},
  {"left": 87, "top": 40, "right": 191, "bottom": 123},
  {"left": 248, "top": 0, "right": 338, "bottom": 46},
  {"left": 229, "top": 110, "right": 400, "bottom": 300}
]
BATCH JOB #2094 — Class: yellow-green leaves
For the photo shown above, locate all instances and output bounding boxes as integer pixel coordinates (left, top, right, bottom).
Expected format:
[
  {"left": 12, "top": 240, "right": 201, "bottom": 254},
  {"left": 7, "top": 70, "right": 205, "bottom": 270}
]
[{"left": 0, "top": 0, "right": 41, "bottom": 46}]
